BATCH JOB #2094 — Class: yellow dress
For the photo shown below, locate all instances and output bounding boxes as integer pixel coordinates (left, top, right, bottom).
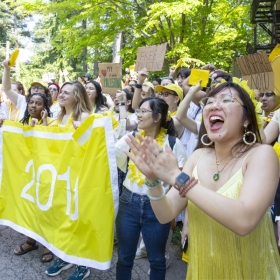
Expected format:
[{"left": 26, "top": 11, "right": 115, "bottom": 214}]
[{"left": 187, "top": 156, "right": 280, "bottom": 279}]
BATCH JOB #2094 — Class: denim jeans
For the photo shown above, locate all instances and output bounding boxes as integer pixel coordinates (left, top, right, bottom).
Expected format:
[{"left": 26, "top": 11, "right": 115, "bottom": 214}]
[{"left": 116, "top": 187, "right": 170, "bottom": 280}]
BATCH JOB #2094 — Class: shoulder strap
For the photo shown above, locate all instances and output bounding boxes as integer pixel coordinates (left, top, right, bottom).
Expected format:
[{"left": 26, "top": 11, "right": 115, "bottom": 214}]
[{"left": 168, "top": 135, "right": 176, "bottom": 151}]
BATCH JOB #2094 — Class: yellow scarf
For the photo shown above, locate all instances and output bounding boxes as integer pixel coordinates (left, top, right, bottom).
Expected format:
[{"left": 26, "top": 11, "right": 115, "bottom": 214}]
[{"left": 127, "top": 128, "right": 167, "bottom": 186}]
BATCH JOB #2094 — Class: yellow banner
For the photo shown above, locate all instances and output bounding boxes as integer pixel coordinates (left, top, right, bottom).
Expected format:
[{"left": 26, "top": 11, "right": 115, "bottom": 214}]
[{"left": 0, "top": 117, "right": 118, "bottom": 269}]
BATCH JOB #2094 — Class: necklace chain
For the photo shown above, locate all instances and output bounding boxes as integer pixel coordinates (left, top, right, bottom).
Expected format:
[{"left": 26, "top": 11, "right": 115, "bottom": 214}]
[{"left": 213, "top": 150, "right": 234, "bottom": 181}]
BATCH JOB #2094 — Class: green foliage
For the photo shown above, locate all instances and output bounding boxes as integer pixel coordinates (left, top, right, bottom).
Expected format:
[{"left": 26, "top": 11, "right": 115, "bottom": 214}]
[{"left": 1, "top": 0, "right": 256, "bottom": 81}]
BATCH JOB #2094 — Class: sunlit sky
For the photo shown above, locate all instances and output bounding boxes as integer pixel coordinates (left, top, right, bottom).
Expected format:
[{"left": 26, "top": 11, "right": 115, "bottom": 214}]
[{"left": 18, "top": 15, "right": 39, "bottom": 62}]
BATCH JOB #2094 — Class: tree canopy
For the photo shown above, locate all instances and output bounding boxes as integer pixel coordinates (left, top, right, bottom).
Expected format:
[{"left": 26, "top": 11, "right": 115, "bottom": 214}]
[{"left": 0, "top": 0, "right": 261, "bottom": 83}]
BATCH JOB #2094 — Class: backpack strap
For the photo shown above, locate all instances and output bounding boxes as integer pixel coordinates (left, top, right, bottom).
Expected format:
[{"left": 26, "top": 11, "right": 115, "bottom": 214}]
[{"left": 168, "top": 135, "right": 176, "bottom": 151}]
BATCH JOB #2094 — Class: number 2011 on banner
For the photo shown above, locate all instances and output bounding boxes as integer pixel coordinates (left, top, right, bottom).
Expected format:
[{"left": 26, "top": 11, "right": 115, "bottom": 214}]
[{"left": 21, "top": 159, "right": 78, "bottom": 220}]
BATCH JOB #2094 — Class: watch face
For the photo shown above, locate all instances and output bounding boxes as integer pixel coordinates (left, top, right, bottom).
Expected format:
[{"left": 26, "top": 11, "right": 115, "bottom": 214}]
[{"left": 177, "top": 172, "right": 190, "bottom": 184}]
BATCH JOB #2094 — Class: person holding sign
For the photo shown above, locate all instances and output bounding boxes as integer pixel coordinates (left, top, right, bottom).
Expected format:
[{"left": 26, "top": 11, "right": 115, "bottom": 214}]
[
  {"left": 115, "top": 97, "right": 187, "bottom": 280},
  {"left": 4, "top": 81, "right": 25, "bottom": 122},
  {"left": 124, "top": 81, "right": 280, "bottom": 279},
  {"left": 2, "top": 61, "right": 51, "bottom": 120}
]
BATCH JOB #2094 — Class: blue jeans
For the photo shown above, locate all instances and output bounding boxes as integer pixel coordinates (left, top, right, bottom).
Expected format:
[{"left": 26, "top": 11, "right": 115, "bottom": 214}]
[{"left": 116, "top": 187, "right": 170, "bottom": 280}]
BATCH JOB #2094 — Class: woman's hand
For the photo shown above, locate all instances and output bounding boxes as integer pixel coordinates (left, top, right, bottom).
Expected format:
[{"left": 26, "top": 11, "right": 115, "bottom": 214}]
[
  {"left": 2, "top": 60, "right": 10, "bottom": 69},
  {"left": 0, "top": 119, "right": 4, "bottom": 128},
  {"left": 141, "top": 137, "right": 180, "bottom": 185},
  {"left": 181, "top": 223, "right": 188, "bottom": 246},
  {"left": 72, "top": 121, "right": 81, "bottom": 130},
  {"left": 41, "top": 109, "right": 48, "bottom": 120},
  {"left": 30, "top": 118, "right": 38, "bottom": 127},
  {"left": 169, "top": 66, "right": 176, "bottom": 77},
  {"left": 137, "top": 68, "right": 148, "bottom": 85},
  {"left": 115, "top": 90, "right": 125, "bottom": 102},
  {"left": 124, "top": 133, "right": 158, "bottom": 182}
]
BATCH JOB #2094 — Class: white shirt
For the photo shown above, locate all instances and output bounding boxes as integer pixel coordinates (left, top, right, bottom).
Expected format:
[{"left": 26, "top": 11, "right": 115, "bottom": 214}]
[
  {"left": 16, "top": 94, "right": 27, "bottom": 121},
  {"left": 113, "top": 112, "right": 138, "bottom": 141},
  {"left": 50, "top": 102, "right": 61, "bottom": 119},
  {"left": 115, "top": 133, "right": 187, "bottom": 195},
  {"left": 0, "top": 103, "right": 8, "bottom": 120}
]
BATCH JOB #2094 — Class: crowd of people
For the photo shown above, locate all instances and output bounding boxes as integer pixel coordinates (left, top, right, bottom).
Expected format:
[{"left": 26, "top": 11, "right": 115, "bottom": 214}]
[{"left": 1, "top": 58, "right": 280, "bottom": 280}]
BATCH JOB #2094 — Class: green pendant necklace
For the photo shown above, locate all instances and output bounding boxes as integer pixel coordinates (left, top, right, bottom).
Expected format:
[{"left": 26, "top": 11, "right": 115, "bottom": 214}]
[{"left": 214, "top": 150, "right": 233, "bottom": 181}]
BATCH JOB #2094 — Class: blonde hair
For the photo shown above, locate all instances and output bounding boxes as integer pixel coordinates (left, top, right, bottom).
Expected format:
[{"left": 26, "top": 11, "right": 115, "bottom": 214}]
[{"left": 58, "top": 81, "right": 92, "bottom": 122}]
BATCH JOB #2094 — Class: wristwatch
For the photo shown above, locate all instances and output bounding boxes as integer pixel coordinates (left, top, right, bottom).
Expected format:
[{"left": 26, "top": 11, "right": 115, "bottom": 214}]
[
  {"left": 135, "top": 83, "right": 143, "bottom": 89},
  {"left": 118, "top": 102, "right": 125, "bottom": 106},
  {"left": 174, "top": 172, "right": 190, "bottom": 191}
]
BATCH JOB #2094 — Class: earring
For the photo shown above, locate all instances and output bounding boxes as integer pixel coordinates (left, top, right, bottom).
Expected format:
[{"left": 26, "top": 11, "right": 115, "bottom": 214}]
[
  {"left": 243, "top": 125, "right": 256, "bottom": 145},
  {"left": 201, "top": 134, "right": 213, "bottom": 146}
]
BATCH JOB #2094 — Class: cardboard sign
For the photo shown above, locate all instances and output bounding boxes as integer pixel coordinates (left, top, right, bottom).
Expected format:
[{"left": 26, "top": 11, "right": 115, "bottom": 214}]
[
  {"left": 189, "top": 69, "right": 210, "bottom": 88},
  {"left": 271, "top": 55, "right": 280, "bottom": 96},
  {"left": 98, "top": 63, "right": 122, "bottom": 95},
  {"left": 135, "top": 43, "right": 167, "bottom": 72},
  {"left": 236, "top": 52, "right": 274, "bottom": 92},
  {"left": 269, "top": 44, "right": 280, "bottom": 62}
]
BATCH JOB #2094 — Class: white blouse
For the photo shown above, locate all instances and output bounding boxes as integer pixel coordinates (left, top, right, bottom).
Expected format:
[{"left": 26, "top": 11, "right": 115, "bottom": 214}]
[{"left": 115, "top": 133, "right": 187, "bottom": 195}]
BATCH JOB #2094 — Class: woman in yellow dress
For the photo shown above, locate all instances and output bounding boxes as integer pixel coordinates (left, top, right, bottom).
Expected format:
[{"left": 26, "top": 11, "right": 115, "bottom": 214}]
[{"left": 125, "top": 81, "right": 280, "bottom": 279}]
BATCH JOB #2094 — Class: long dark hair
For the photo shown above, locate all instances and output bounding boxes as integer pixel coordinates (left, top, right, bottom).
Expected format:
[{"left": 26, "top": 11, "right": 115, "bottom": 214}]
[
  {"left": 139, "top": 97, "right": 177, "bottom": 137},
  {"left": 196, "top": 82, "right": 261, "bottom": 155},
  {"left": 86, "top": 80, "right": 105, "bottom": 113},
  {"left": 122, "top": 88, "right": 134, "bottom": 113},
  {"left": 20, "top": 93, "right": 51, "bottom": 125}
]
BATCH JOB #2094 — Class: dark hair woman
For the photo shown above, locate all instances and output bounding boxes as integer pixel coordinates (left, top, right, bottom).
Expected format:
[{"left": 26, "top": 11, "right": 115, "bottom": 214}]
[
  {"left": 20, "top": 93, "right": 56, "bottom": 127},
  {"left": 115, "top": 97, "right": 187, "bottom": 279},
  {"left": 124, "top": 81, "right": 280, "bottom": 279},
  {"left": 85, "top": 80, "right": 108, "bottom": 113}
]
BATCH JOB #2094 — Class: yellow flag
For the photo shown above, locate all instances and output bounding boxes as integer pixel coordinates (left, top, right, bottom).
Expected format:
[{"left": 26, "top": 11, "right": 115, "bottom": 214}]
[{"left": 0, "top": 118, "right": 118, "bottom": 269}]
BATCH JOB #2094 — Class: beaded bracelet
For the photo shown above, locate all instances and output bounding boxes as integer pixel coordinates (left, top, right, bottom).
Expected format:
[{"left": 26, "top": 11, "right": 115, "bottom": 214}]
[
  {"left": 179, "top": 179, "right": 198, "bottom": 198},
  {"left": 145, "top": 178, "right": 161, "bottom": 189},
  {"left": 147, "top": 186, "right": 166, "bottom": 201}
]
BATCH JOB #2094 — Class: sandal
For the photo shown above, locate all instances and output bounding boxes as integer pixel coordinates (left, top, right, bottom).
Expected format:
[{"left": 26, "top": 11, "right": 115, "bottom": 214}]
[
  {"left": 40, "top": 249, "right": 54, "bottom": 263},
  {"left": 14, "top": 240, "right": 39, "bottom": 256}
]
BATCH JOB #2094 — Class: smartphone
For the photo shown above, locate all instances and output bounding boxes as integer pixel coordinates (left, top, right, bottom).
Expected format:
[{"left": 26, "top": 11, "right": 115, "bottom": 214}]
[{"left": 182, "top": 237, "right": 188, "bottom": 252}]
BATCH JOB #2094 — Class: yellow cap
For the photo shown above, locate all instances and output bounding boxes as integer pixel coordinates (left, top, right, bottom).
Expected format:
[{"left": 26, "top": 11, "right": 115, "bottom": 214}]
[{"left": 155, "top": 84, "right": 183, "bottom": 101}]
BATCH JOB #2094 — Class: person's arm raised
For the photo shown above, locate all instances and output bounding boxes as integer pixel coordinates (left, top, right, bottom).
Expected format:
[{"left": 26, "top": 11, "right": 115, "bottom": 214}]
[
  {"left": 2, "top": 61, "right": 19, "bottom": 105},
  {"left": 132, "top": 68, "right": 148, "bottom": 110},
  {"left": 181, "top": 76, "right": 206, "bottom": 106},
  {"left": 261, "top": 119, "right": 279, "bottom": 144},
  {"left": 176, "top": 81, "right": 202, "bottom": 134}
]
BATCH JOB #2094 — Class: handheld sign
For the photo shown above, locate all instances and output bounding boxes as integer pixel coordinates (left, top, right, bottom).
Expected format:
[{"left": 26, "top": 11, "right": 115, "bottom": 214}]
[
  {"left": 98, "top": 63, "right": 122, "bottom": 95},
  {"left": 135, "top": 43, "right": 167, "bottom": 72},
  {"left": 189, "top": 69, "right": 210, "bottom": 88},
  {"left": 9, "top": 48, "right": 19, "bottom": 67},
  {"left": 236, "top": 52, "right": 274, "bottom": 92},
  {"left": 271, "top": 55, "right": 280, "bottom": 95}
]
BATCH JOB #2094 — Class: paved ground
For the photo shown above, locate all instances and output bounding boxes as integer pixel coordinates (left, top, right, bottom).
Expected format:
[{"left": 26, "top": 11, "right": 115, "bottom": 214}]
[{"left": 0, "top": 225, "right": 187, "bottom": 280}]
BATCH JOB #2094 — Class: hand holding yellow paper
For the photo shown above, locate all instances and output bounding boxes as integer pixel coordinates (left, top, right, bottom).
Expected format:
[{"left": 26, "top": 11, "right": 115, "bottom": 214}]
[
  {"left": 175, "top": 59, "right": 184, "bottom": 70},
  {"left": 189, "top": 69, "right": 210, "bottom": 88},
  {"left": 9, "top": 48, "right": 19, "bottom": 67}
]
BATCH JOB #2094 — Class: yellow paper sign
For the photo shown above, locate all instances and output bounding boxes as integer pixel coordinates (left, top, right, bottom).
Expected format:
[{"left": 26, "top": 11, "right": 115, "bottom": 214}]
[
  {"left": 269, "top": 44, "right": 280, "bottom": 62},
  {"left": 175, "top": 59, "right": 184, "bottom": 70},
  {"left": 189, "top": 69, "right": 210, "bottom": 87},
  {"left": 9, "top": 48, "right": 19, "bottom": 67}
]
